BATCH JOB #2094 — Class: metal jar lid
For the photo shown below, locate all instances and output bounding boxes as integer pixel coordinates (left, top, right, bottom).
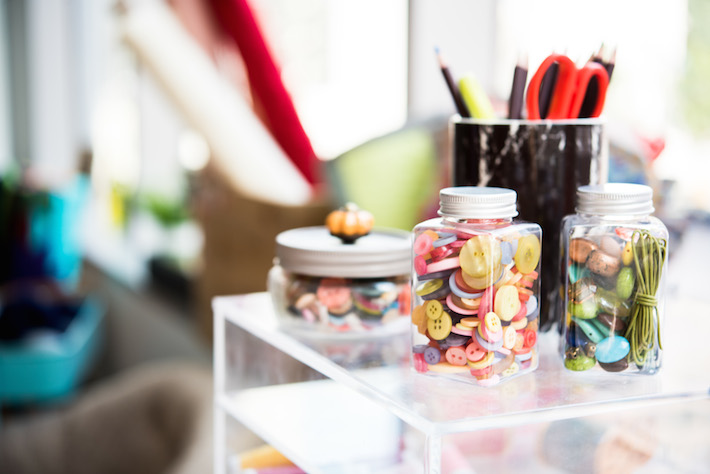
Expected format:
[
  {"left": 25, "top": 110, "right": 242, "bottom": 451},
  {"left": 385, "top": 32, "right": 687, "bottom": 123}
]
[
  {"left": 438, "top": 186, "right": 518, "bottom": 219},
  {"left": 576, "top": 183, "right": 654, "bottom": 216},
  {"left": 275, "top": 226, "right": 412, "bottom": 278}
]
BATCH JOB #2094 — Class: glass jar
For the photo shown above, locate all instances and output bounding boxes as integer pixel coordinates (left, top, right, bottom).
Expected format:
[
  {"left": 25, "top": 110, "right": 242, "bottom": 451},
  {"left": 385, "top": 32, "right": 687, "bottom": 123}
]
[
  {"left": 411, "top": 187, "right": 542, "bottom": 385},
  {"left": 560, "top": 183, "right": 669, "bottom": 374},
  {"left": 268, "top": 226, "right": 412, "bottom": 337}
]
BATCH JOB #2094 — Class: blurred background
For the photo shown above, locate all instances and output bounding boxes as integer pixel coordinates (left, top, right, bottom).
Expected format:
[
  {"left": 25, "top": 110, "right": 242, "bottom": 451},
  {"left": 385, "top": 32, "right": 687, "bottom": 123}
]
[{"left": 1, "top": 0, "right": 709, "bottom": 472}]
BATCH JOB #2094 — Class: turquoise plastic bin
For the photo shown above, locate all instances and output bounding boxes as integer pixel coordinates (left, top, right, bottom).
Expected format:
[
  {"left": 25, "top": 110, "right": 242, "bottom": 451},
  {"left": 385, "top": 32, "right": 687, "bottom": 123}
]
[{"left": 0, "top": 298, "right": 104, "bottom": 404}]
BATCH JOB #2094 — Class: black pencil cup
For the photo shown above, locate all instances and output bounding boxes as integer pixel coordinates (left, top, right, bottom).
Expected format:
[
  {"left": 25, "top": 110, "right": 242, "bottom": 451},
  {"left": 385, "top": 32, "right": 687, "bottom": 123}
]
[{"left": 450, "top": 116, "right": 608, "bottom": 332}]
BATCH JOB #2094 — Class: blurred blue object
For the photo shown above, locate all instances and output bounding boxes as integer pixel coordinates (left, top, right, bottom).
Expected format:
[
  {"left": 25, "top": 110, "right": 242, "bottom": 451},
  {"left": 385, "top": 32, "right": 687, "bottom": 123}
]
[
  {"left": 0, "top": 297, "right": 104, "bottom": 404},
  {"left": 1, "top": 173, "right": 89, "bottom": 289},
  {"left": 29, "top": 175, "right": 90, "bottom": 289}
]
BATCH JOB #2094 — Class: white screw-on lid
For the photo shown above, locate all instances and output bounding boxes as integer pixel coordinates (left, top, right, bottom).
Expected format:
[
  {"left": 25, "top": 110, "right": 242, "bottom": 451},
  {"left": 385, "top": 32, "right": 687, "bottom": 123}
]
[
  {"left": 438, "top": 186, "right": 518, "bottom": 219},
  {"left": 576, "top": 183, "right": 654, "bottom": 216},
  {"left": 275, "top": 226, "right": 411, "bottom": 278}
]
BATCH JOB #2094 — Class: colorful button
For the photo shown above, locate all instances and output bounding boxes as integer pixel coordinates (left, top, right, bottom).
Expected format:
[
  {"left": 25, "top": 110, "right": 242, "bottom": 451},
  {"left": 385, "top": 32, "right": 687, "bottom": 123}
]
[
  {"left": 414, "top": 233, "right": 434, "bottom": 256},
  {"left": 412, "top": 344, "right": 428, "bottom": 354},
  {"left": 428, "top": 362, "right": 470, "bottom": 374},
  {"left": 430, "top": 245, "right": 455, "bottom": 261},
  {"left": 423, "top": 346, "right": 441, "bottom": 364},
  {"left": 478, "top": 318, "right": 503, "bottom": 342},
  {"left": 440, "top": 333, "right": 469, "bottom": 349},
  {"left": 415, "top": 279, "right": 441, "bottom": 296},
  {"left": 462, "top": 264, "right": 503, "bottom": 290},
  {"left": 427, "top": 312, "right": 452, "bottom": 340},
  {"left": 476, "top": 330, "right": 504, "bottom": 352},
  {"left": 459, "top": 317, "right": 481, "bottom": 328},
  {"left": 501, "top": 240, "right": 513, "bottom": 265},
  {"left": 425, "top": 300, "right": 444, "bottom": 320},
  {"left": 460, "top": 235, "right": 502, "bottom": 278},
  {"left": 414, "top": 256, "right": 428, "bottom": 276},
  {"left": 477, "top": 286, "right": 495, "bottom": 317},
  {"left": 427, "top": 256, "right": 461, "bottom": 274},
  {"left": 513, "top": 234, "right": 541, "bottom": 275},
  {"left": 449, "top": 271, "right": 483, "bottom": 299},
  {"left": 411, "top": 304, "right": 427, "bottom": 334},
  {"left": 484, "top": 311, "right": 502, "bottom": 333},
  {"left": 454, "top": 269, "right": 481, "bottom": 293},
  {"left": 523, "top": 329, "right": 537, "bottom": 348},
  {"left": 525, "top": 295, "right": 538, "bottom": 316},
  {"left": 451, "top": 324, "right": 474, "bottom": 336},
  {"left": 446, "top": 293, "right": 478, "bottom": 316},
  {"left": 470, "top": 365, "right": 494, "bottom": 378},
  {"left": 494, "top": 285, "right": 521, "bottom": 321},
  {"left": 503, "top": 326, "right": 517, "bottom": 349},
  {"left": 467, "top": 351, "right": 494, "bottom": 369},
  {"left": 511, "top": 299, "right": 528, "bottom": 321},
  {"left": 501, "top": 361, "right": 519, "bottom": 377},
  {"left": 465, "top": 339, "right": 486, "bottom": 362},
  {"left": 413, "top": 353, "right": 428, "bottom": 373},
  {"left": 433, "top": 234, "right": 457, "bottom": 248},
  {"left": 511, "top": 317, "right": 528, "bottom": 330},
  {"left": 445, "top": 346, "right": 468, "bottom": 366}
]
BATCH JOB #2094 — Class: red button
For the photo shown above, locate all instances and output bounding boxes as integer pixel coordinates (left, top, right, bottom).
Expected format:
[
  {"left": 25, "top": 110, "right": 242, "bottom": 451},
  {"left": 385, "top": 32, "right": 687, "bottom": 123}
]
[{"left": 523, "top": 329, "right": 537, "bottom": 348}]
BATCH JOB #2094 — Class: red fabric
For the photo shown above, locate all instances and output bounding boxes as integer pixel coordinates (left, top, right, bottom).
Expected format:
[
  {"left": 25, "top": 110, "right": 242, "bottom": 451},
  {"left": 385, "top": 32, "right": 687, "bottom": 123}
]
[{"left": 206, "top": 0, "right": 321, "bottom": 185}]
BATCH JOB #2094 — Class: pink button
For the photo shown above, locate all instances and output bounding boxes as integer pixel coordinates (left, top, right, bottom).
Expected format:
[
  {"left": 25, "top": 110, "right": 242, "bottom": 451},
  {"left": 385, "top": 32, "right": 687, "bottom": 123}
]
[
  {"left": 446, "top": 293, "right": 477, "bottom": 315},
  {"left": 427, "top": 256, "right": 461, "bottom": 273},
  {"left": 414, "top": 233, "right": 433, "bottom": 256},
  {"left": 446, "top": 347, "right": 468, "bottom": 366}
]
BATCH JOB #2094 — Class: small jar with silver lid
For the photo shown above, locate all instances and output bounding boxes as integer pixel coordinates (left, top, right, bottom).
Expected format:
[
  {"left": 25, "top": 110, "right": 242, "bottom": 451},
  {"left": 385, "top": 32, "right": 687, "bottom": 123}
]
[
  {"left": 268, "top": 217, "right": 412, "bottom": 337},
  {"left": 411, "top": 187, "right": 542, "bottom": 386},
  {"left": 560, "top": 183, "right": 669, "bottom": 374}
]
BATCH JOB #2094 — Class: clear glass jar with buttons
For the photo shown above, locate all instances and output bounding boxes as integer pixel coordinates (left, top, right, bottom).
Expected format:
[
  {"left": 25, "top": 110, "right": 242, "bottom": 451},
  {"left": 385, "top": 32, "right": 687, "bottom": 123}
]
[
  {"left": 560, "top": 183, "right": 669, "bottom": 374},
  {"left": 268, "top": 226, "right": 412, "bottom": 338},
  {"left": 410, "top": 187, "right": 542, "bottom": 386}
]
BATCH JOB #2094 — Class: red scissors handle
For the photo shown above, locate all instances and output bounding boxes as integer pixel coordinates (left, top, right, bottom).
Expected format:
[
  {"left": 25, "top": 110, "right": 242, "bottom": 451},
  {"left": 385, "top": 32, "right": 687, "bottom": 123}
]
[
  {"left": 526, "top": 54, "right": 577, "bottom": 120},
  {"left": 568, "top": 62, "right": 609, "bottom": 119}
]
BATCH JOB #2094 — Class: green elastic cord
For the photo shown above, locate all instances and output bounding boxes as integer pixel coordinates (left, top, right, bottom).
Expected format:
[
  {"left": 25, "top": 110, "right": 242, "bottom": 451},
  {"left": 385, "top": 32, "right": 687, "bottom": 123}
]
[{"left": 625, "top": 229, "right": 667, "bottom": 367}]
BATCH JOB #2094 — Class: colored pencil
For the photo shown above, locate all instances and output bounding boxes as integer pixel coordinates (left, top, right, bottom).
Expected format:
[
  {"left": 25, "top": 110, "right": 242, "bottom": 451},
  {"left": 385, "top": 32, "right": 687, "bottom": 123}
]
[
  {"left": 508, "top": 52, "right": 528, "bottom": 119},
  {"left": 435, "top": 48, "right": 470, "bottom": 117}
]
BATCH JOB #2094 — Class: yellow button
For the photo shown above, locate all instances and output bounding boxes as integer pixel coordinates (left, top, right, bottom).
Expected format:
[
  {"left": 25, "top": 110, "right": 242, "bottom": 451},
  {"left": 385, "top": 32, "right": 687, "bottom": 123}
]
[
  {"left": 425, "top": 300, "right": 444, "bottom": 320},
  {"left": 416, "top": 279, "right": 443, "bottom": 297},
  {"left": 411, "top": 304, "right": 427, "bottom": 335},
  {"left": 467, "top": 351, "right": 494, "bottom": 369},
  {"left": 460, "top": 235, "right": 502, "bottom": 278},
  {"left": 494, "top": 285, "right": 521, "bottom": 321},
  {"left": 514, "top": 234, "right": 541, "bottom": 275},
  {"left": 484, "top": 311, "right": 502, "bottom": 333},
  {"left": 427, "top": 312, "right": 452, "bottom": 340},
  {"left": 503, "top": 326, "right": 517, "bottom": 349}
]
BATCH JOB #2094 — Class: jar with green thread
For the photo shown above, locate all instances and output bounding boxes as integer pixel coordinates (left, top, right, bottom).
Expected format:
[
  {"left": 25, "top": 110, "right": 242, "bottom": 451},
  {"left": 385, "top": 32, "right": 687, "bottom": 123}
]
[{"left": 560, "top": 183, "right": 668, "bottom": 374}]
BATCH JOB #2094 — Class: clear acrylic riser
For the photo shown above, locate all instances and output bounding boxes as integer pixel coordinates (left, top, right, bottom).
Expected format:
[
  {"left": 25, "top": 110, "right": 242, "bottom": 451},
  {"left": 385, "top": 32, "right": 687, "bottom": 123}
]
[{"left": 213, "top": 292, "right": 710, "bottom": 474}]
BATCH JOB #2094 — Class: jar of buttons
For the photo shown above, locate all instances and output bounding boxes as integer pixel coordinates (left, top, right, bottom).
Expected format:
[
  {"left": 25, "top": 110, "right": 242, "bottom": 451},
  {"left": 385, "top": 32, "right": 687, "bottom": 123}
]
[
  {"left": 411, "top": 187, "right": 542, "bottom": 385},
  {"left": 268, "top": 208, "right": 412, "bottom": 338},
  {"left": 560, "top": 184, "right": 668, "bottom": 374}
]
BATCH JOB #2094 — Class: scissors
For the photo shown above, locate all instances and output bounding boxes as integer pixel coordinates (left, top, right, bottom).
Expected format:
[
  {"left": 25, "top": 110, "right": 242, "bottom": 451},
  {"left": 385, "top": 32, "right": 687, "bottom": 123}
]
[{"left": 526, "top": 54, "right": 609, "bottom": 120}]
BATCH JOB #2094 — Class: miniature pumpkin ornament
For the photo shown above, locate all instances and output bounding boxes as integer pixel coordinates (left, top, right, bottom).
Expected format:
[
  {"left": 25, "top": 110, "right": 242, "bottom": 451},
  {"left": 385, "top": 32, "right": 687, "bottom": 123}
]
[{"left": 326, "top": 203, "right": 374, "bottom": 244}]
